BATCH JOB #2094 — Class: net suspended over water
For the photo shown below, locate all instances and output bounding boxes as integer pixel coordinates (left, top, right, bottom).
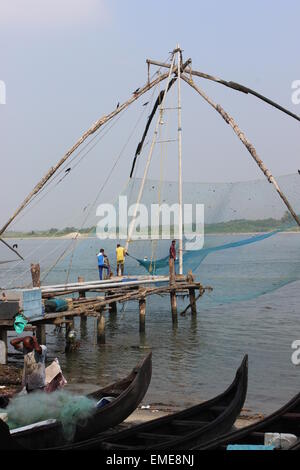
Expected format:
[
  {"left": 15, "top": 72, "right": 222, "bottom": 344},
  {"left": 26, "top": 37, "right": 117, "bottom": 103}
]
[{"left": 117, "top": 173, "right": 300, "bottom": 303}]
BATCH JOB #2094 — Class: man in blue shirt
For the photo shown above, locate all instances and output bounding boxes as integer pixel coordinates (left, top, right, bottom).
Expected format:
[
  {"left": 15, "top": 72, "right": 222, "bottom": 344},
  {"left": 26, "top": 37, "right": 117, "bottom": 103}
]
[{"left": 97, "top": 248, "right": 110, "bottom": 280}]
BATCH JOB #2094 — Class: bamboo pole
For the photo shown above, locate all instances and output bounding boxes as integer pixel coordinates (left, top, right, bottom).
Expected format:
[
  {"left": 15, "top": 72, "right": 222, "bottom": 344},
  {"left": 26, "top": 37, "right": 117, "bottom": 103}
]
[
  {"left": 125, "top": 54, "right": 192, "bottom": 251},
  {"left": 182, "top": 74, "right": 300, "bottom": 227},
  {"left": 146, "top": 59, "right": 300, "bottom": 123},
  {"left": 177, "top": 45, "right": 183, "bottom": 275},
  {"left": 0, "top": 238, "right": 24, "bottom": 260},
  {"left": 125, "top": 54, "right": 176, "bottom": 252},
  {"left": 0, "top": 71, "right": 177, "bottom": 238}
]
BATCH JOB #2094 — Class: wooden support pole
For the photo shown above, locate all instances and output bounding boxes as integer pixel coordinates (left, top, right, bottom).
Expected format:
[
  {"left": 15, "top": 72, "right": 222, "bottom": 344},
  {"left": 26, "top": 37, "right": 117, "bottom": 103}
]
[
  {"left": 97, "top": 311, "right": 106, "bottom": 344},
  {"left": 169, "top": 256, "right": 177, "bottom": 322},
  {"left": 30, "top": 263, "right": 41, "bottom": 287},
  {"left": 111, "top": 301, "right": 117, "bottom": 314},
  {"left": 170, "top": 291, "right": 177, "bottom": 322},
  {"left": 182, "top": 74, "right": 300, "bottom": 228},
  {"left": 0, "top": 328, "right": 7, "bottom": 365},
  {"left": 139, "top": 298, "right": 146, "bottom": 333},
  {"left": 36, "top": 324, "right": 46, "bottom": 345},
  {"left": 189, "top": 288, "right": 197, "bottom": 316},
  {"left": 65, "top": 316, "right": 77, "bottom": 352},
  {"left": 146, "top": 59, "right": 300, "bottom": 123},
  {"left": 65, "top": 316, "right": 74, "bottom": 339},
  {"left": 78, "top": 276, "right": 86, "bottom": 299},
  {"left": 0, "top": 72, "right": 176, "bottom": 239},
  {"left": 78, "top": 277, "right": 87, "bottom": 326},
  {"left": 169, "top": 257, "right": 175, "bottom": 285}
]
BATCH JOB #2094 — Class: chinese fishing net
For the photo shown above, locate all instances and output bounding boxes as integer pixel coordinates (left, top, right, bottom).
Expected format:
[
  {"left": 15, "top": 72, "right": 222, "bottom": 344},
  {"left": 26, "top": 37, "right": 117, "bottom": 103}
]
[{"left": 118, "top": 173, "right": 300, "bottom": 304}]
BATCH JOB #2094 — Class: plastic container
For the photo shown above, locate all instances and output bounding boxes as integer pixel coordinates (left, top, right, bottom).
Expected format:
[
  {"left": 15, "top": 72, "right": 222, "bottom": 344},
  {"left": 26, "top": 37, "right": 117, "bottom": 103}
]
[
  {"left": 3, "top": 288, "right": 43, "bottom": 320},
  {"left": 96, "top": 397, "right": 115, "bottom": 409},
  {"left": 0, "top": 340, "right": 6, "bottom": 365},
  {"left": 0, "top": 301, "right": 19, "bottom": 320},
  {"left": 45, "top": 298, "right": 68, "bottom": 313},
  {"left": 264, "top": 433, "right": 297, "bottom": 449}
]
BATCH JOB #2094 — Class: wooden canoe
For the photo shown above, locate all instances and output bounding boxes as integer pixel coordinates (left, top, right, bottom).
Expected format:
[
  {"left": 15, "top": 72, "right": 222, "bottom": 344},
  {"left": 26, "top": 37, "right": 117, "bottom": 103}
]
[
  {"left": 58, "top": 354, "right": 248, "bottom": 450},
  {"left": 0, "top": 352, "right": 152, "bottom": 450},
  {"left": 196, "top": 387, "right": 300, "bottom": 450}
]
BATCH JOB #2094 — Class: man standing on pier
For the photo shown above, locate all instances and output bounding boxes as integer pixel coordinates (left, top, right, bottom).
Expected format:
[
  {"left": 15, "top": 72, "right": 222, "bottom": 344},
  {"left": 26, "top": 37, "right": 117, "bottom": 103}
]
[
  {"left": 116, "top": 244, "right": 126, "bottom": 276},
  {"left": 97, "top": 248, "right": 110, "bottom": 280},
  {"left": 10, "top": 335, "right": 47, "bottom": 393},
  {"left": 169, "top": 240, "right": 176, "bottom": 262}
]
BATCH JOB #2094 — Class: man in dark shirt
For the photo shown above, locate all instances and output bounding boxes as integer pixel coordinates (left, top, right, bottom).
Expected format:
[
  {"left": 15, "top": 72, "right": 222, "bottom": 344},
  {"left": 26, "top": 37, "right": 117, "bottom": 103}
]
[{"left": 169, "top": 240, "right": 176, "bottom": 261}]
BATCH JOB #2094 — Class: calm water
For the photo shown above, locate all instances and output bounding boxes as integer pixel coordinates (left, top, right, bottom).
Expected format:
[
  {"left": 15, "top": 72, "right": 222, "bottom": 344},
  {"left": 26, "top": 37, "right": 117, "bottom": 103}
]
[{"left": 1, "top": 235, "right": 300, "bottom": 414}]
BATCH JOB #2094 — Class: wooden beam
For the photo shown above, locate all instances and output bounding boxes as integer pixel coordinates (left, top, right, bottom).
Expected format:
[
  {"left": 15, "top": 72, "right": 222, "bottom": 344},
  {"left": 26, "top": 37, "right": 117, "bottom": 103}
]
[
  {"left": 146, "top": 59, "right": 300, "bottom": 122},
  {"left": 0, "top": 238, "right": 24, "bottom": 260},
  {"left": 0, "top": 71, "right": 177, "bottom": 237},
  {"left": 182, "top": 74, "right": 300, "bottom": 227}
]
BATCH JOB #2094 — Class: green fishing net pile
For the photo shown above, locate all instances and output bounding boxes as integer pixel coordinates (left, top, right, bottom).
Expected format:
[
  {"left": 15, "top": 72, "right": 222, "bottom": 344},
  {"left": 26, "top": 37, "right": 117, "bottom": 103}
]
[{"left": 0, "top": 390, "right": 97, "bottom": 441}]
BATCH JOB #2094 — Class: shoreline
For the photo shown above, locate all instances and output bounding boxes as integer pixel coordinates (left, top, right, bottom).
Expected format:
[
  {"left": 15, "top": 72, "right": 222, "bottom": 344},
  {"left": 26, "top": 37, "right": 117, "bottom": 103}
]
[
  {"left": 0, "top": 366, "right": 263, "bottom": 430},
  {"left": 124, "top": 404, "right": 262, "bottom": 429},
  {"left": 3, "top": 231, "right": 300, "bottom": 241}
]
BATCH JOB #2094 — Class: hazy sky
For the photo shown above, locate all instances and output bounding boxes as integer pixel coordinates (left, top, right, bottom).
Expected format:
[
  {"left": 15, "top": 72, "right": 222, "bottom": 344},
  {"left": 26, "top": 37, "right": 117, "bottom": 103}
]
[{"left": 1, "top": 0, "right": 300, "bottom": 230}]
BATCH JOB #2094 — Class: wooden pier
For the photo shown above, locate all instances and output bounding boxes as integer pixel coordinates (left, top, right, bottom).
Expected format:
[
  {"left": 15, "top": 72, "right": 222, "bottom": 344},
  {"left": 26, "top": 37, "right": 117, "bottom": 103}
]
[{"left": 0, "top": 262, "right": 211, "bottom": 364}]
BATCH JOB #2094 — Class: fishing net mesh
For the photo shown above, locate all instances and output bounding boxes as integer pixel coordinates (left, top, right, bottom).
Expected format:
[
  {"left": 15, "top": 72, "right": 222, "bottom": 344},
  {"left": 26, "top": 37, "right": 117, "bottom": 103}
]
[
  {"left": 119, "top": 173, "right": 300, "bottom": 303},
  {"left": 0, "top": 390, "right": 97, "bottom": 441}
]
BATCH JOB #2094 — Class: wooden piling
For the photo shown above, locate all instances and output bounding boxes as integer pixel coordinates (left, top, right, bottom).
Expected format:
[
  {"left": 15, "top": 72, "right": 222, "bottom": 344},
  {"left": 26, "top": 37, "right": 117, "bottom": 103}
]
[
  {"left": 110, "top": 301, "right": 117, "bottom": 314},
  {"left": 139, "top": 298, "right": 146, "bottom": 333},
  {"left": 189, "top": 288, "right": 197, "bottom": 315},
  {"left": 78, "top": 277, "right": 87, "bottom": 328},
  {"left": 65, "top": 316, "right": 74, "bottom": 339},
  {"left": 169, "top": 257, "right": 177, "bottom": 322},
  {"left": 97, "top": 311, "right": 106, "bottom": 344},
  {"left": 169, "top": 257, "right": 175, "bottom": 285},
  {"left": 78, "top": 276, "right": 86, "bottom": 299},
  {"left": 65, "top": 316, "right": 76, "bottom": 352},
  {"left": 30, "top": 263, "right": 40, "bottom": 287},
  {"left": 170, "top": 291, "right": 177, "bottom": 322},
  {"left": 36, "top": 324, "right": 46, "bottom": 345}
]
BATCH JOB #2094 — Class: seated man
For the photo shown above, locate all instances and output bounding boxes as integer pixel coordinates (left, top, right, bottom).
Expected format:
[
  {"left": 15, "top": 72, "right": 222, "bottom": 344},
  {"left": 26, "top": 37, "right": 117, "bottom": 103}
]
[{"left": 10, "top": 335, "right": 47, "bottom": 394}]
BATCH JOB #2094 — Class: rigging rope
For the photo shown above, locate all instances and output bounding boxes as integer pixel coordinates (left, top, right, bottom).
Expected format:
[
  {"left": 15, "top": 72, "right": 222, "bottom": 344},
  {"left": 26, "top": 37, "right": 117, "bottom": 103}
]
[{"left": 62, "top": 94, "right": 158, "bottom": 283}]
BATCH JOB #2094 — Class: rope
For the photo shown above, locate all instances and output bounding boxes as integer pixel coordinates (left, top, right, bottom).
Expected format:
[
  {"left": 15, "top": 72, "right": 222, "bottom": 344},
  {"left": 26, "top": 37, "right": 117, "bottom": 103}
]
[
  {"left": 4, "top": 60, "right": 172, "bottom": 288},
  {"left": 63, "top": 97, "right": 156, "bottom": 283},
  {"left": 11, "top": 108, "right": 129, "bottom": 228},
  {"left": 149, "top": 81, "right": 174, "bottom": 273}
]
